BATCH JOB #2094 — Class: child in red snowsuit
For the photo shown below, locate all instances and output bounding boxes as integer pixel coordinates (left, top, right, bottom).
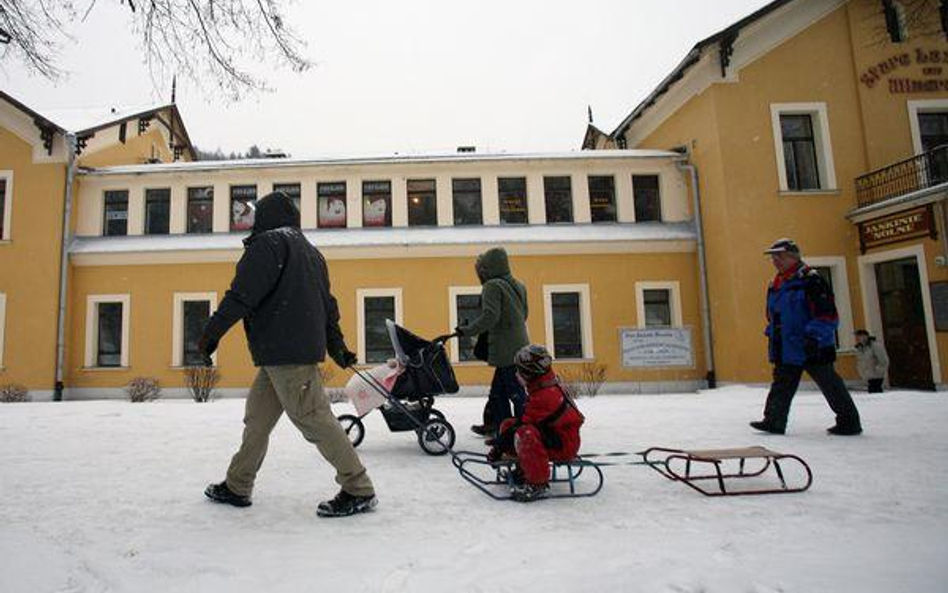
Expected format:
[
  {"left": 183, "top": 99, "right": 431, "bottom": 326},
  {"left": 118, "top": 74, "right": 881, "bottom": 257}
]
[{"left": 488, "top": 344, "right": 585, "bottom": 501}]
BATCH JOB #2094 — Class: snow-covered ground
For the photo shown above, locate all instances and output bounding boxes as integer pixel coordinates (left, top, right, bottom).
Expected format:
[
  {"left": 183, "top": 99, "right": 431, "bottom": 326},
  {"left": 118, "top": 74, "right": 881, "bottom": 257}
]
[{"left": 1, "top": 386, "right": 946, "bottom": 593}]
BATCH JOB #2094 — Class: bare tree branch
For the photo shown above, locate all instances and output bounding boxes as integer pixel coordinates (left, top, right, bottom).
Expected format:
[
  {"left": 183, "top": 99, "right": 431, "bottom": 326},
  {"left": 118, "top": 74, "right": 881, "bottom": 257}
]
[{"left": 0, "top": 0, "right": 313, "bottom": 101}]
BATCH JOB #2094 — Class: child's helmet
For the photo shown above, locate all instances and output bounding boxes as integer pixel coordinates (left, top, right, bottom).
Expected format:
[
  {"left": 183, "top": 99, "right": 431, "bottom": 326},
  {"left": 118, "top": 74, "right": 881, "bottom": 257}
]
[{"left": 514, "top": 344, "right": 553, "bottom": 378}]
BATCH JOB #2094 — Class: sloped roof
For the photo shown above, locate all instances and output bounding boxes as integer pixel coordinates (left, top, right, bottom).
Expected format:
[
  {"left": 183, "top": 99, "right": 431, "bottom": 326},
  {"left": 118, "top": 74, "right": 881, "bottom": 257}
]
[
  {"left": 610, "top": 0, "right": 796, "bottom": 139},
  {"left": 0, "top": 90, "right": 196, "bottom": 159}
]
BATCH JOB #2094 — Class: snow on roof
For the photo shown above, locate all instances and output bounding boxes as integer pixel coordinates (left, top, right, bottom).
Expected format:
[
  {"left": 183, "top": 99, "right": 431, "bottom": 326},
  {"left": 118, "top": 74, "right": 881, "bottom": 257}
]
[
  {"left": 38, "top": 103, "right": 171, "bottom": 134},
  {"left": 79, "top": 148, "right": 683, "bottom": 176},
  {"left": 70, "top": 222, "right": 696, "bottom": 255}
]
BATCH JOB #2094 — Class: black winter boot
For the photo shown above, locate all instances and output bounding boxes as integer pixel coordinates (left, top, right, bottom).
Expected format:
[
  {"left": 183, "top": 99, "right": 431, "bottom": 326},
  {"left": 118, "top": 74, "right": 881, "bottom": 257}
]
[
  {"left": 510, "top": 483, "right": 549, "bottom": 503},
  {"left": 204, "top": 481, "right": 252, "bottom": 507},
  {"left": 827, "top": 424, "right": 863, "bottom": 436},
  {"left": 749, "top": 420, "right": 785, "bottom": 435},
  {"left": 317, "top": 490, "right": 378, "bottom": 518}
]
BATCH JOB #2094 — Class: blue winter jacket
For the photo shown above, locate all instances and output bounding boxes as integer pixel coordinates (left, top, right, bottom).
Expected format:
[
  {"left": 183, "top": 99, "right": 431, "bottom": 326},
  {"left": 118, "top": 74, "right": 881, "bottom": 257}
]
[{"left": 765, "top": 264, "right": 839, "bottom": 366}]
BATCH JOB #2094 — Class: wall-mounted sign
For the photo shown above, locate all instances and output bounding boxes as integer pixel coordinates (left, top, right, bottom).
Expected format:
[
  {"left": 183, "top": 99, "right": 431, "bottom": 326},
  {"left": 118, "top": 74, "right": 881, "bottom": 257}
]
[
  {"left": 858, "top": 205, "right": 936, "bottom": 252},
  {"left": 620, "top": 327, "right": 694, "bottom": 368},
  {"left": 860, "top": 48, "right": 948, "bottom": 93}
]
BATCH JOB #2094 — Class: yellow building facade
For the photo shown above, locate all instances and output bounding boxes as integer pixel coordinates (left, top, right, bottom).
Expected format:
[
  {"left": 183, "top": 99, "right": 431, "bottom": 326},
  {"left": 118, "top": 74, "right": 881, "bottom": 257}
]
[{"left": 592, "top": 0, "right": 948, "bottom": 389}]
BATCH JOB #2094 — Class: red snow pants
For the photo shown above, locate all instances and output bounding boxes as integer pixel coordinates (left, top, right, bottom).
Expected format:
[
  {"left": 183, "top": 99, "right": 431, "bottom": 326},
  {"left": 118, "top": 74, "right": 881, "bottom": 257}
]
[{"left": 498, "top": 419, "right": 580, "bottom": 485}]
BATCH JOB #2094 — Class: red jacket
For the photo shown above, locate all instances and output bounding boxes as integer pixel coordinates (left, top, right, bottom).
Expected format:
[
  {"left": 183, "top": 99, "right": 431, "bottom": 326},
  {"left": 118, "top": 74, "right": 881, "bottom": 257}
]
[{"left": 521, "top": 371, "right": 585, "bottom": 460}]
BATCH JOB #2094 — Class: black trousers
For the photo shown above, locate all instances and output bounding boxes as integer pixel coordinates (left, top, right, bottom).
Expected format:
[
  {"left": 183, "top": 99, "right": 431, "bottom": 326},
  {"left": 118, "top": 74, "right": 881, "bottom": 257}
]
[
  {"left": 763, "top": 363, "right": 862, "bottom": 431},
  {"left": 867, "top": 378, "right": 884, "bottom": 393},
  {"left": 482, "top": 365, "right": 526, "bottom": 430}
]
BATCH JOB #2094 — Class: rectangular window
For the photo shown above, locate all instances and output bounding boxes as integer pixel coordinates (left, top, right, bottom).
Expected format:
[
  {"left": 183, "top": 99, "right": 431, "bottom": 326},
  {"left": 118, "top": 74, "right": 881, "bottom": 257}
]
[
  {"left": 318, "top": 182, "right": 347, "bottom": 228},
  {"left": 96, "top": 302, "right": 124, "bottom": 367},
  {"left": 643, "top": 289, "right": 672, "bottom": 327},
  {"left": 183, "top": 300, "right": 211, "bottom": 366},
  {"left": 635, "top": 281, "right": 683, "bottom": 329},
  {"left": 498, "top": 177, "right": 528, "bottom": 224},
  {"left": 551, "top": 293, "right": 583, "bottom": 359},
  {"left": 144, "top": 188, "right": 171, "bottom": 235},
  {"left": 407, "top": 179, "right": 438, "bottom": 226},
  {"left": 456, "top": 293, "right": 482, "bottom": 362},
  {"left": 103, "top": 190, "right": 129, "bottom": 236},
  {"left": 230, "top": 185, "right": 257, "bottom": 231},
  {"left": 543, "top": 176, "right": 573, "bottom": 224},
  {"left": 0, "top": 177, "right": 7, "bottom": 240},
  {"left": 363, "top": 180, "right": 392, "bottom": 227},
  {"left": 273, "top": 183, "right": 302, "bottom": 213},
  {"left": 187, "top": 187, "right": 214, "bottom": 234},
  {"left": 633, "top": 175, "right": 662, "bottom": 222},
  {"left": 363, "top": 296, "right": 395, "bottom": 363},
  {"left": 85, "top": 294, "right": 130, "bottom": 368},
  {"left": 781, "top": 114, "right": 821, "bottom": 191},
  {"left": 588, "top": 176, "right": 617, "bottom": 223},
  {"left": 452, "top": 178, "right": 483, "bottom": 226}
]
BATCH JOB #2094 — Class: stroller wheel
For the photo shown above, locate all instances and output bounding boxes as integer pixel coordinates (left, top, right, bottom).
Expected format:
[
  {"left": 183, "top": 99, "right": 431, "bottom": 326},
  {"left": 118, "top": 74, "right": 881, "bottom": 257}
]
[
  {"left": 428, "top": 408, "right": 446, "bottom": 421},
  {"left": 337, "top": 414, "right": 365, "bottom": 448},
  {"left": 417, "top": 418, "right": 455, "bottom": 456}
]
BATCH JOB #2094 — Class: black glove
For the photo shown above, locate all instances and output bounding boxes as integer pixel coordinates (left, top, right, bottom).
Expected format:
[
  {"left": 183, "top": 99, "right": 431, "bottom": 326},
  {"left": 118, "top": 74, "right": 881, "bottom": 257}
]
[
  {"left": 454, "top": 326, "right": 465, "bottom": 337},
  {"left": 197, "top": 334, "right": 219, "bottom": 366},
  {"left": 330, "top": 346, "right": 358, "bottom": 369}
]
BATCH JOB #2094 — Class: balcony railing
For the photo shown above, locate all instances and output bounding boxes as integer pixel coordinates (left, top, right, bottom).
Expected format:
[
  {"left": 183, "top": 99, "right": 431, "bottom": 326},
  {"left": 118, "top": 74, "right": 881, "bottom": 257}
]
[{"left": 855, "top": 145, "right": 948, "bottom": 208}]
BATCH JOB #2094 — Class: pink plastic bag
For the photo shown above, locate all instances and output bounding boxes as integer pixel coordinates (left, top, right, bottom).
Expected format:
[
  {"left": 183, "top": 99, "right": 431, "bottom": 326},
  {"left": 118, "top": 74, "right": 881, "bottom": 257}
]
[{"left": 344, "top": 360, "right": 403, "bottom": 416}]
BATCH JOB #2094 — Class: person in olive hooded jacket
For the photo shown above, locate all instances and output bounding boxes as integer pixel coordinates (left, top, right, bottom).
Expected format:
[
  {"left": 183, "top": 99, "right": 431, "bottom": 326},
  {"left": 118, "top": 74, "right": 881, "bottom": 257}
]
[
  {"left": 456, "top": 247, "right": 530, "bottom": 436},
  {"left": 198, "top": 191, "right": 376, "bottom": 518}
]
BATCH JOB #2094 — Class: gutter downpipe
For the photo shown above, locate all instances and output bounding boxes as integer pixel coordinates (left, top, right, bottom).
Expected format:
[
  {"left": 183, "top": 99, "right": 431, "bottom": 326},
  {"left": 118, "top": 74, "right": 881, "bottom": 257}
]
[
  {"left": 53, "top": 133, "right": 77, "bottom": 402},
  {"left": 676, "top": 157, "right": 717, "bottom": 389}
]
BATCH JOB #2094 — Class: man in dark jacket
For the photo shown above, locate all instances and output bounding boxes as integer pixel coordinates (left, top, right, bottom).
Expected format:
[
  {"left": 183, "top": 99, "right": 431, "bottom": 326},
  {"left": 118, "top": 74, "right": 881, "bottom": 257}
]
[
  {"left": 199, "top": 191, "right": 376, "bottom": 517},
  {"left": 751, "top": 238, "right": 862, "bottom": 436},
  {"left": 456, "top": 247, "right": 530, "bottom": 436}
]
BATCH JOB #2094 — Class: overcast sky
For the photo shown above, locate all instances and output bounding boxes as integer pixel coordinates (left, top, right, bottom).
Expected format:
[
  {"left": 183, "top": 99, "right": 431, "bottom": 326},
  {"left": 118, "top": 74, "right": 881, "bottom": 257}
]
[{"left": 2, "top": 0, "right": 772, "bottom": 157}]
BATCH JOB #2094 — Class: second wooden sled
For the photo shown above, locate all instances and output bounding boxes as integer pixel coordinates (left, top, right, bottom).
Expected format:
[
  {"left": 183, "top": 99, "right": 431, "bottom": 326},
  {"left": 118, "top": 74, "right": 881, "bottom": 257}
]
[
  {"left": 451, "top": 450, "right": 605, "bottom": 501},
  {"left": 640, "top": 446, "right": 812, "bottom": 496}
]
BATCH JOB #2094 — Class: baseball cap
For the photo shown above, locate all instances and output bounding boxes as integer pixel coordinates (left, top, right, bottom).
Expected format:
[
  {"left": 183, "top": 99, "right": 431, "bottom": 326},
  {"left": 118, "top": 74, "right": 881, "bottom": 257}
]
[{"left": 764, "top": 238, "right": 800, "bottom": 255}]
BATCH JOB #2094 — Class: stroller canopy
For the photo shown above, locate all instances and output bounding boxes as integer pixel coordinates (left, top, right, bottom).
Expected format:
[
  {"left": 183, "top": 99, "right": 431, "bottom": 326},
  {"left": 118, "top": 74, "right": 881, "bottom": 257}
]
[{"left": 386, "top": 320, "right": 460, "bottom": 398}]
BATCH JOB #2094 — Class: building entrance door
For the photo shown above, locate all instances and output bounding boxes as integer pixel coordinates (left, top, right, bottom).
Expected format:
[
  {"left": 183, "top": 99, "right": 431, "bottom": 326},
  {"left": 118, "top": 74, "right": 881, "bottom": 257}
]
[{"left": 875, "top": 257, "right": 934, "bottom": 390}]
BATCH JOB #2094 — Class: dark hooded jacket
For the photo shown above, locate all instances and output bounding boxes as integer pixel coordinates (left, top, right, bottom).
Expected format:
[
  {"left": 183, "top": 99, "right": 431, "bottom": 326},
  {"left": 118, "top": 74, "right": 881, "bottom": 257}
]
[
  {"left": 457, "top": 247, "right": 529, "bottom": 367},
  {"left": 203, "top": 192, "right": 346, "bottom": 366}
]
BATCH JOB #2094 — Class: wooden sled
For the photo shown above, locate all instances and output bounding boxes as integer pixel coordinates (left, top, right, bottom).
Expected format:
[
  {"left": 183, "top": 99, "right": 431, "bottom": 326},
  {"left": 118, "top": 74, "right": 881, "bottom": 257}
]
[
  {"left": 640, "top": 446, "right": 812, "bottom": 496},
  {"left": 451, "top": 450, "right": 604, "bottom": 501}
]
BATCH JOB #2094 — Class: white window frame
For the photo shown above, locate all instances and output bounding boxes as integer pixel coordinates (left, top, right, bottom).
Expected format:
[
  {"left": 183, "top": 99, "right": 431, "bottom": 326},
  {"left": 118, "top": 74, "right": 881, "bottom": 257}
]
[
  {"left": 84, "top": 294, "right": 131, "bottom": 368},
  {"left": 634, "top": 281, "right": 683, "bottom": 328},
  {"left": 807, "top": 256, "right": 856, "bottom": 352},
  {"left": 356, "top": 288, "right": 403, "bottom": 364},
  {"left": 908, "top": 99, "right": 948, "bottom": 155},
  {"left": 770, "top": 102, "right": 837, "bottom": 192},
  {"left": 543, "top": 284, "right": 594, "bottom": 360},
  {"left": 0, "top": 170, "right": 13, "bottom": 242},
  {"left": 0, "top": 293, "right": 6, "bottom": 368},
  {"left": 448, "top": 286, "right": 485, "bottom": 364},
  {"left": 172, "top": 292, "right": 218, "bottom": 367}
]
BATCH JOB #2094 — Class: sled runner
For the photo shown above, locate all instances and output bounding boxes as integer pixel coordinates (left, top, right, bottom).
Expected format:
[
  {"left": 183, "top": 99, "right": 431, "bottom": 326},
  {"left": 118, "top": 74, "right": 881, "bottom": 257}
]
[
  {"left": 451, "top": 450, "right": 604, "bottom": 501},
  {"left": 337, "top": 321, "right": 459, "bottom": 455},
  {"left": 639, "top": 446, "right": 813, "bottom": 496}
]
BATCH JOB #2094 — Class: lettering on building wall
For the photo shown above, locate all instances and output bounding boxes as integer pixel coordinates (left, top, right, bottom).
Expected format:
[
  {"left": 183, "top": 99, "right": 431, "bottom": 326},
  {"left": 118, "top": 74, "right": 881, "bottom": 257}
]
[
  {"left": 858, "top": 205, "right": 936, "bottom": 252},
  {"left": 860, "top": 48, "right": 948, "bottom": 92}
]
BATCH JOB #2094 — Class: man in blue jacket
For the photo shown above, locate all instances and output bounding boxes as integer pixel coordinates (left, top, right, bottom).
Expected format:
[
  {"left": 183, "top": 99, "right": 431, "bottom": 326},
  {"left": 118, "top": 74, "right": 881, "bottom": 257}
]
[{"left": 751, "top": 238, "right": 862, "bottom": 436}]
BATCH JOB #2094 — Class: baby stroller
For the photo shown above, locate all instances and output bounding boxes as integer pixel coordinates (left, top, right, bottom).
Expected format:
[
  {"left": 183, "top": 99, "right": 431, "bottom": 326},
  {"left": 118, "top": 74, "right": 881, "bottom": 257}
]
[{"left": 336, "top": 320, "right": 460, "bottom": 455}]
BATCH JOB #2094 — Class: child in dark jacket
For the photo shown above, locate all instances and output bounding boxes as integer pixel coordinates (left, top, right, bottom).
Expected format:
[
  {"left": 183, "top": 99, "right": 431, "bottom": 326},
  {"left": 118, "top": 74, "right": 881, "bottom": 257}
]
[{"left": 487, "top": 344, "right": 585, "bottom": 502}]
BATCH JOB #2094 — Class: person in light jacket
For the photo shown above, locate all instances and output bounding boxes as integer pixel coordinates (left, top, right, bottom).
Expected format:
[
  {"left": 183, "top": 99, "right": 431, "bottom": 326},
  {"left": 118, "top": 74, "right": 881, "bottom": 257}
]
[{"left": 854, "top": 329, "right": 889, "bottom": 393}]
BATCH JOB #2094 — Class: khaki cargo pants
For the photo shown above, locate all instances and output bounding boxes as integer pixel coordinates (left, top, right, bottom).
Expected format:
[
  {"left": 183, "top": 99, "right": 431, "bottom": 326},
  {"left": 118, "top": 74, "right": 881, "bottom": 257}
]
[{"left": 225, "top": 365, "right": 374, "bottom": 497}]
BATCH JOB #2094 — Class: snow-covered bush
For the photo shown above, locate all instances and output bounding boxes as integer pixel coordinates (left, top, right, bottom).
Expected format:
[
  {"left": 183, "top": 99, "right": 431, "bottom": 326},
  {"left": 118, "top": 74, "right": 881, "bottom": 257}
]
[
  {"left": 560, "top": 363, "right": 608, "bottom": 398},
  {"left": 184, "top": 366, "right": 220, "bottom": 403},
  {"left": 0, "top": 383, "right": 30, "bottom": 403},
  {"left": 125, "top": 377, "right": 162, "bottom": 402}
]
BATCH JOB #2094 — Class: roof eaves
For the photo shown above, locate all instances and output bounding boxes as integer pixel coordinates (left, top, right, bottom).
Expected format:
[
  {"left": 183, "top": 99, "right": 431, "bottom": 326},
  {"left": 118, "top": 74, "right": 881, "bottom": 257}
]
[
  {"left": 0, "top": 89, "right": 65, "bottom": 133},
  {"left": 610, "top": 0, "right": 797, "bottom": 140}
]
